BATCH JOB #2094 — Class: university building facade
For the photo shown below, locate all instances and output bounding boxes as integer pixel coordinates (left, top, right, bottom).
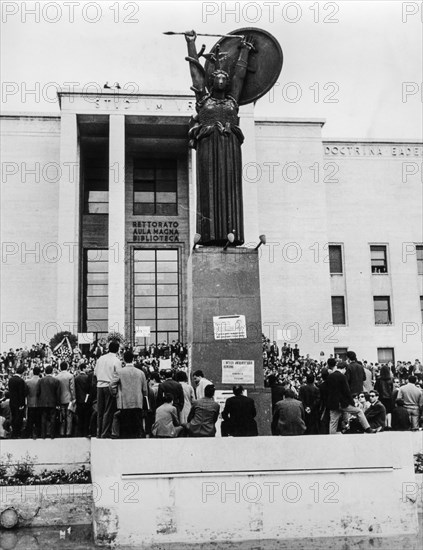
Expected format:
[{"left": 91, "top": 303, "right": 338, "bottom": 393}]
[{"left": 1, "top": 90, "right": 422, "bottom": 362}]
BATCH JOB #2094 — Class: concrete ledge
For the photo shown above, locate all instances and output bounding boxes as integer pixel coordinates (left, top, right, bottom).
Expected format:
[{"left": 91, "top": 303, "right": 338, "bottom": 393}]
[
  {"left": 0, "top": 438, "right": 90, "bottom": 473},
  {"left": 0, "top": 484, "right": 92, "bottom": 527},
  {"left": 91, "top": 433, "right": 418, "bottom": 546},
  {"left": 411, "top": 430, "right": 423, "bottom": 454}
]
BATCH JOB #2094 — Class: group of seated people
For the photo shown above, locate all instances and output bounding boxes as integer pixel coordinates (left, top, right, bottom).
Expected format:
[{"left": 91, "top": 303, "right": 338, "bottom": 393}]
[{"left": 269, "top": 354, "right": 423, "bottom": 436}]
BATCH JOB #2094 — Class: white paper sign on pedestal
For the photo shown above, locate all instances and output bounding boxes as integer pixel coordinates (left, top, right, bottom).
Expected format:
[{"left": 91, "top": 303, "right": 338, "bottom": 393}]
[
  {"left": 221, "top": 360, "right": 255, "bottom": 384},
  {"left": 213, "top": 315, "right": 246, "bottom": 340}
]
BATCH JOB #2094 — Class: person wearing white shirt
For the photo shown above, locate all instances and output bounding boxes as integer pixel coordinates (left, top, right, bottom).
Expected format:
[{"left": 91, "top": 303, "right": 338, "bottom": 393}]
[
  {"left": 192, "top": 370, "right": 212, "bottom": 400},
  {"left": 94, "top": 341, "right": 122, "bottom": 438}
]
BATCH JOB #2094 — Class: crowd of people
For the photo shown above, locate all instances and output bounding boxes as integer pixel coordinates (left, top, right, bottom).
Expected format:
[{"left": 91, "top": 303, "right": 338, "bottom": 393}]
[
  {"left": 0, "top": 338, "right": 422, "bottom": 439},
  {"left": 262, "top": 338, "right": 423, "bottom": 435}
]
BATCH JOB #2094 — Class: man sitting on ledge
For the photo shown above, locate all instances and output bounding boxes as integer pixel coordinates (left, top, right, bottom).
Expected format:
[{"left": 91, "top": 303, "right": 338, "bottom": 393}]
[
  {"left": 272, "top": 389, "right": 306, "bottom": 436},
  {"left": 151, "top": 393, "right": 185, "bottom": 438},
  {"left": 364, "top": 390, "right": 386, "bottom": 431},
  {"left": 221, "top": 385, "right": 258, "bottom": 437},
  {"left": 186, "top": 384, "right": 220, "bottom": 437}
]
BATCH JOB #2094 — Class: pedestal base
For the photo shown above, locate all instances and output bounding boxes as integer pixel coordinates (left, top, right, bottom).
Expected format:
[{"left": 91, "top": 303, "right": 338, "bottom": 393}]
[{"left": 188, "top": 247, "right": 270, "bottom": 434}]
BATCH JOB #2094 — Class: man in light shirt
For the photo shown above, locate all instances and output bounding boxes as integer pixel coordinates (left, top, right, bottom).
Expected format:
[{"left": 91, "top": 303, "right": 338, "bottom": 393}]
[
  {"left": 397, "top": 375, "right": 423, "bottom": 429},
  {"left": 363, "top": 363, "right": 374, "bottom": 394},
  {"left": 192, "top": 370, "right": 212, "bottom": 400},
  {"left": 94, "top": 341, "right": 122, "bottom": 438}
]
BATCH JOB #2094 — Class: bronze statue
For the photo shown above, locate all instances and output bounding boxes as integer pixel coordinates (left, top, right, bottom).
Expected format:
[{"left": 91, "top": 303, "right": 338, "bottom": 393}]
[{"left": 180, "top": 29, "right": 283, "bottom": 247}]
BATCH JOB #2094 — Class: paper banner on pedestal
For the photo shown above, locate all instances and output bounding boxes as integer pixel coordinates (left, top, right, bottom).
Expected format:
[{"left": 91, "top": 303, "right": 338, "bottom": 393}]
[
  {"left": 222, "top": 360, "right": 254, "bottom": 384},
  {"left": 213, "top": 315, "right": 246, "bottom": 340}
]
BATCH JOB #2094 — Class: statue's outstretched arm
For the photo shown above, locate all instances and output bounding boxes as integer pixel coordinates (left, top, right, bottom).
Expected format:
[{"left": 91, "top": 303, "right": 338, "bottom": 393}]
[
  {"left": 185, "top": 30, "right": 206, "bottom": 98},
  {"left": 231, "top": 36, "right": 255, "bottom": 102}
]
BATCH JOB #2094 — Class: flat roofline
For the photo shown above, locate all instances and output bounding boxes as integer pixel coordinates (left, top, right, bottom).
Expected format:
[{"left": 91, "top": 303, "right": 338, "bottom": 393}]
[
  {"left": 0, "top": 112, "right": 60, "bottom": 120},
  {"left": 57, "top": 88, "right": 192, "bottom": 96},
  {"left": 57, "top": 89, "right": 194, "bottom": 108},
  {"left": 323, "top": 139, "right": 423, "bottom": 145},
  {"left": 256, "top": 117, "right": 326, "bottom": 127}
]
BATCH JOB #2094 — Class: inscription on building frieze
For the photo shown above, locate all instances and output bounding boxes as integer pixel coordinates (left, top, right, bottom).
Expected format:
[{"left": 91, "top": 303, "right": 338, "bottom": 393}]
[
  {"left": 132, "top": 221, "right": 180, "bottom": 243},
  {"left": 324, "top": 144, "right": 422, "bottom": 157},
  {"left": 60, "top": 93, "right": 194, "bottom": 114}
]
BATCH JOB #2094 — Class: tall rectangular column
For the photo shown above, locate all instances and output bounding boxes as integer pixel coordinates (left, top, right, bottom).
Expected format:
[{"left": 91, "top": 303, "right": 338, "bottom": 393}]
[
  {"left": 188, "top": 248, "right": 271, "bottom": 434},
  {"left": 108, "top": 115, "right": 126, "bottom": 335},
  {"left": 57, "top": 113, "right": 79, "bottom": 331}
]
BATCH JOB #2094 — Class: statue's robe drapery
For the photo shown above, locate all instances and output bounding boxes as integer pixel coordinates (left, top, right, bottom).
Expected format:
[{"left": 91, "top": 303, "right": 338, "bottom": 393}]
[{"left": 189, "top": 93, "right": 244, "bottom": 246}]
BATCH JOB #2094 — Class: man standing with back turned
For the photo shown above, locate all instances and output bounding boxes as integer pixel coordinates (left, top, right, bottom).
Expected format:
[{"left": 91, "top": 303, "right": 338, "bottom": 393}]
[
  {"left": 110, "top": 350, "right": 147, "bottom": 438},
  {"left": 221, "top": 385, "right": 258, "bottom": 437},
  {"left": 95, "top": 341, "right": 122, "bottom": 438},
  {"left": 327, "top": 361, "right": 375, "bottom": 434},
  {"left": 345, "top": 351, "right": 366, "bottom": 395}
]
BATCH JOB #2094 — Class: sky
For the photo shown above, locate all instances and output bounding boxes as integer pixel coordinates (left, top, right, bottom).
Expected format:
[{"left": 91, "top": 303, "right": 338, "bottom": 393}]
[{"left": 1, "top": 0, "right": 422, "bottom": 139}]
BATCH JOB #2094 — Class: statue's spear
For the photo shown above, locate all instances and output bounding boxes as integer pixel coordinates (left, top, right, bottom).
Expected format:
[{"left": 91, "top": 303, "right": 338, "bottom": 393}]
[{"left": 163, "top": 31, "right": 244, "bottom": 38}]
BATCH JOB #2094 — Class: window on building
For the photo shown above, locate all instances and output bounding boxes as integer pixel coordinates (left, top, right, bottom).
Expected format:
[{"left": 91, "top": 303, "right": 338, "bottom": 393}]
[
  {"left": 370, "top": 245, "right": 388, "bottom": 274},
  {"left": 133, "top": 159, "right": 177, "bottom": 216},
  {"left": 328, "top": 245, "right": 343, "bottom": 275},
  {"left": 84, "top": 157, "right": 109, "bottom": 214},
  {"left": 417, "top": 245, "right": 423, "bottom": 275},
  {"left": 334, "top": 347, "right": 348, "bottom": 360},
  {"left": 83, "top": 249, "right": 109, "bottom": 338},
  {"left": 331, "top": 296, "right": 346, "bottom": 325},
  {"left": 377, "top": 348, "right": 395, "bottom": 365},
  {"left": 420, "top": 296, "right": 423, "bottom": 322},
  {"left": 374, "top": 296, "right": 392, "bottom": 325},
  {"left": 133, "top": 249, "right": 180, "bottom": 344}
]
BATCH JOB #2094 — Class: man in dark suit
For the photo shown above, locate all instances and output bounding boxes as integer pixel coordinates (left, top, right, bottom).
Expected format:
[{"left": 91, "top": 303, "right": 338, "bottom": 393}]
[
  {"left": 298, "top": 374, "right": 320, "bottom": 434},
  {"left": 345, "top": 351, "right": 366, "bottom": 395},
  {"left": 156, "top": 370, "right": 184, "bottom": 415},
  {"left": 74, "top": 363, "right": 93, "bottom": 437},
  {"left": 8, "top": 365, "right": 28, "bottom": 438},
  {"left": 267, "top": 374, "right": 286, "bottom": 414},
  {"left": 36, "top": 365, "right": 61, "bottom": 438},
  {"left": 221, "top": 385, "right": 258, "bottom": 437},
  {"left": 25, "top": 366, "right": 42, "bottom": 438},
  {"left": 327, "top": 361, "right": 374, "bottom": 434},
  {"left": 365, "top": 390, "right": 386, "bottom": 431}
]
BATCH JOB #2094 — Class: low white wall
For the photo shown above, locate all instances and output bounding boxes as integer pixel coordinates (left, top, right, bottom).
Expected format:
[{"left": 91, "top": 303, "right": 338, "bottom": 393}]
[
  {"left": 411, "top": 430, "right": 423, "bottom": 454},
  {"left": 0, "top": 484, "right": 92, "bottom": 527},
  {"left": 0, "top": 438, "right": 90, "bottom": 473},
  {"left": 91, "top": 433, "right": 418, "bottom": 546}
]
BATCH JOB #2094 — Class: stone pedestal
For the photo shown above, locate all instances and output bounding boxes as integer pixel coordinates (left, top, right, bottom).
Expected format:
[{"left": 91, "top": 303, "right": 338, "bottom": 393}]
[{"left": 187, "top": 247, "right": 271, "bottom": 434}]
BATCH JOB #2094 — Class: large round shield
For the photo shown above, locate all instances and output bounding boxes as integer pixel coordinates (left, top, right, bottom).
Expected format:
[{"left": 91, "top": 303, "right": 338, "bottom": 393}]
[{"left": 204, "top": 28, "right": 283, "bottom": 106}]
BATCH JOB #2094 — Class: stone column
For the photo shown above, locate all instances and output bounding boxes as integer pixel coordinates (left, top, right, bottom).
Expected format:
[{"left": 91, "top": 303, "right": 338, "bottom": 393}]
[
  {"left": 108, "top": 115, "right": 126, "bottom": 335},
  {"left": 57, "top": 113, "right": 79, "bottom": 332}
]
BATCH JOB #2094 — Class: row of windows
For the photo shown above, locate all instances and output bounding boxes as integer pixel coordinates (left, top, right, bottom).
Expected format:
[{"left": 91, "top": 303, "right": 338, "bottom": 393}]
[
  {"left": 84, "top": 157, "right": 178, "bottom": 215},
  {"left": 84, "top": 250, "right": 109, "bottom": 339},
  {"left": 329, "top": 244, "right": 423, "bottom": 275},
  {"left": 334, "top": 347, "right": 395, "bottom": 364},
  {"left": 331, "top": 295, "right": 423, "bottom": 326},
  {"left": 82, "top": 248, "right": 181, "bottom": 344}
]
